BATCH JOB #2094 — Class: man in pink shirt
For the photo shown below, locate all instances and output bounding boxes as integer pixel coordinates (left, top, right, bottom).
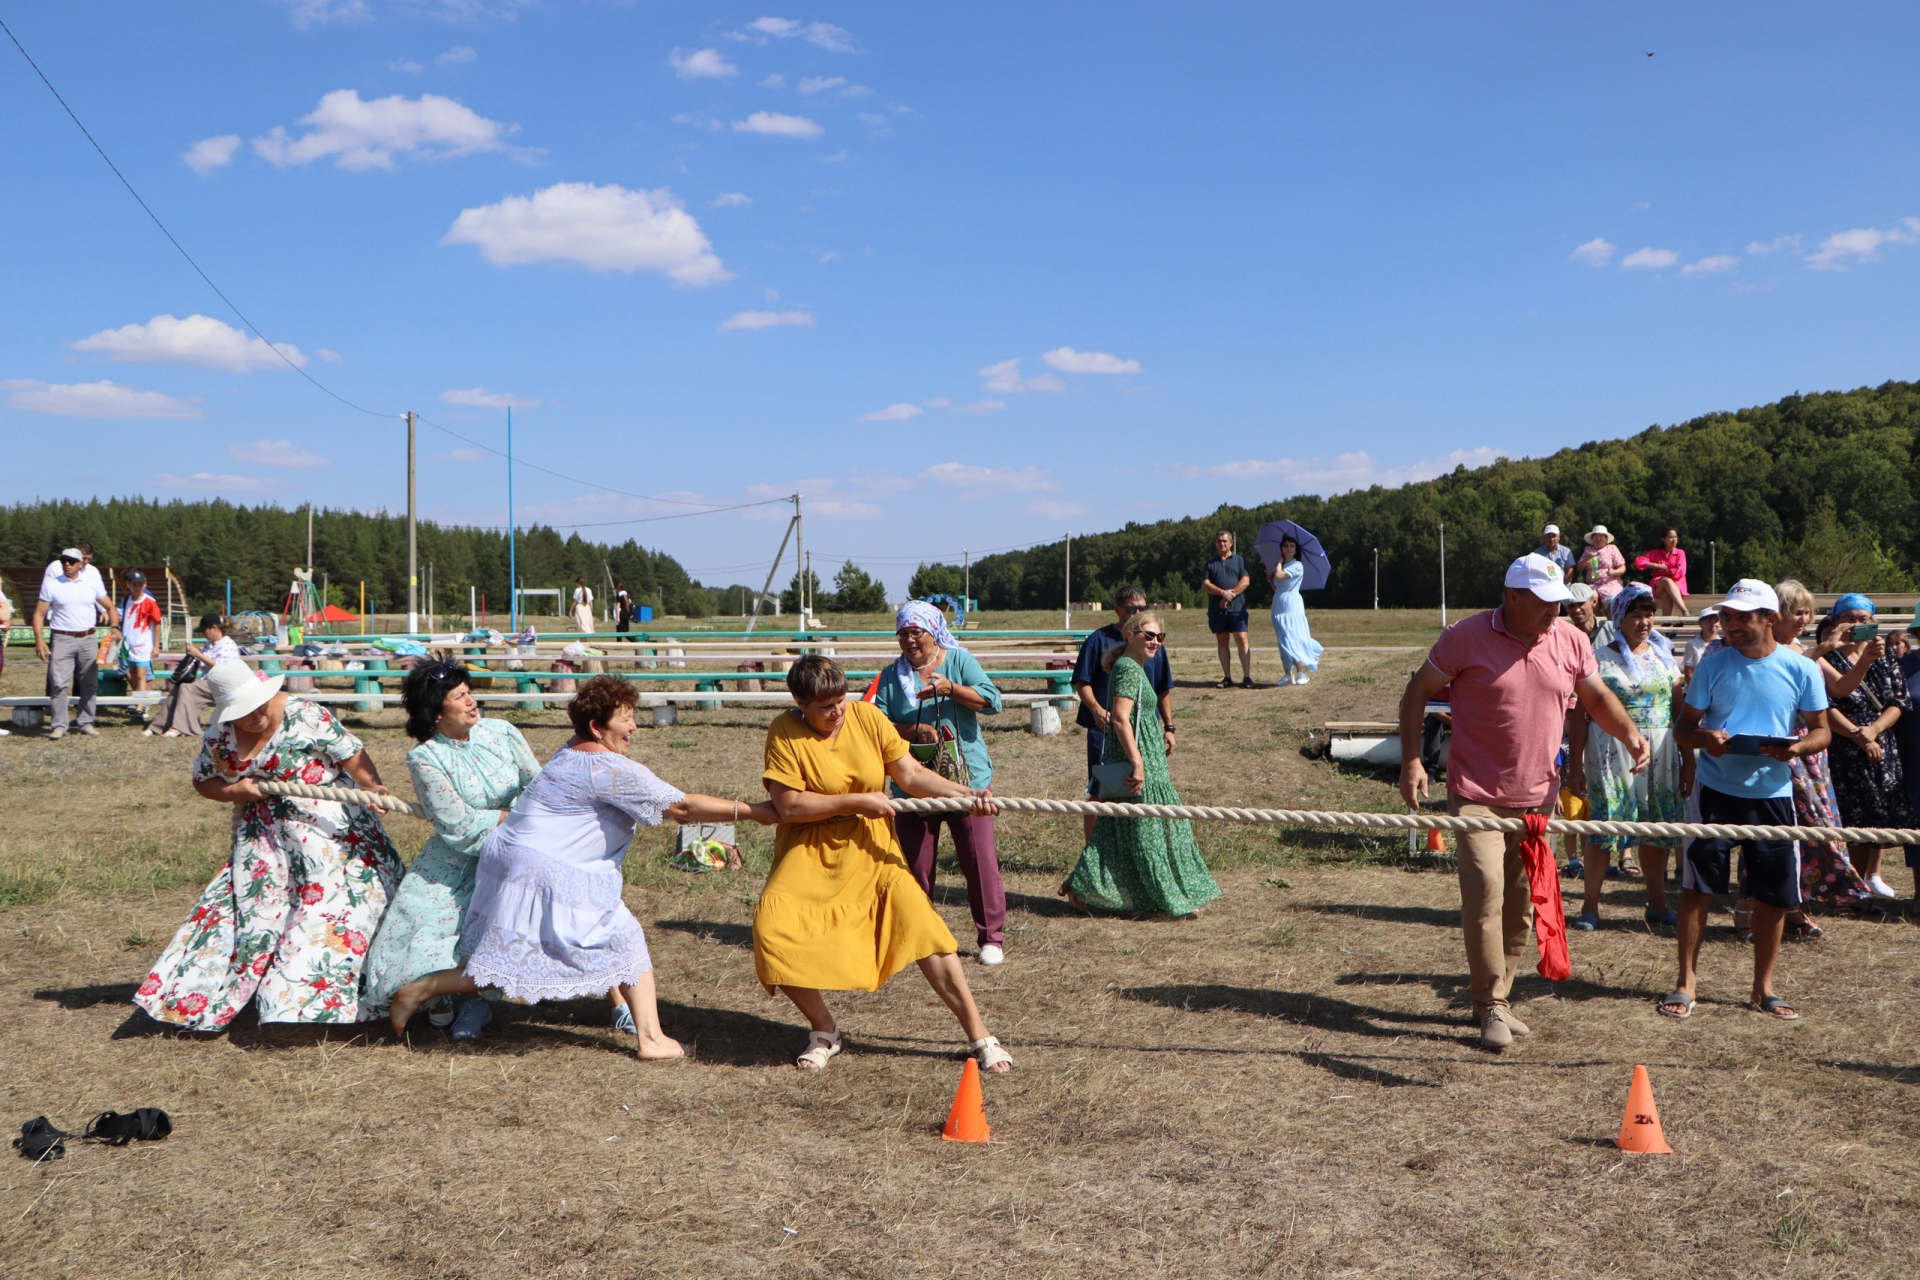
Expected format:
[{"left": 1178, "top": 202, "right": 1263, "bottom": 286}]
[{"left": 1398, "top": 554, "right": 1650, "bottom": 1052}]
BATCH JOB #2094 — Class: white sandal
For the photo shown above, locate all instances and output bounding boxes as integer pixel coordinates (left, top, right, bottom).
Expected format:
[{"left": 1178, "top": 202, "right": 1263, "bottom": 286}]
[
  {"left": 796, "top": 1029, "right": 842, "bottom": 1071},
  {"left": 968, "top": 1035, "right": 1013, "bottom": 1073}
]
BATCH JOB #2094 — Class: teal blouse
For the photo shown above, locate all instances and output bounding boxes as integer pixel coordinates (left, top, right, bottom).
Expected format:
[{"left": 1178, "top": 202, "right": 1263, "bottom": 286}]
[
  {"left": 405, "top": 717, "right": 541, "bottom": 855},
  {"left": 870, "top": 647, "right": 1002, "bottom": 791}
]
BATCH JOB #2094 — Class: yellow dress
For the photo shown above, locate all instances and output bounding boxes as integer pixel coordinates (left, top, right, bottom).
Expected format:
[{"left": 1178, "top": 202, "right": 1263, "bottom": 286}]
[{"left": 753, "top": 699, "right": 958, "bottom": 991}]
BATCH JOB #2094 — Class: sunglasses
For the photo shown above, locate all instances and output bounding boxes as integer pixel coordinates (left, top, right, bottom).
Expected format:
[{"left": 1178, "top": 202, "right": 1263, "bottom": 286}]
[
  {"left": 423, "top": 663, "right": 467, "bottom": 683},
  {"left": 1137, "top": 630, "right": 1166, "bottom": 642}
]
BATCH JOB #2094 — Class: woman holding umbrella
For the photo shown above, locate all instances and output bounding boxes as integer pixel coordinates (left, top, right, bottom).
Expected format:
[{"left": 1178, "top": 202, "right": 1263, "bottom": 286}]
[{"left": 1258, "top": 523, "right": 1326, "bottom": 686}]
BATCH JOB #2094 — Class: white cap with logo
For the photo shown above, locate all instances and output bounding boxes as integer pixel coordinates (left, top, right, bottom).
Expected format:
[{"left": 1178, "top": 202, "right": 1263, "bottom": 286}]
[
  {"left": 1504, "top": 552, "right": 1573, "bottom": 603},
  {"left": 1715, "top": 579, "right": 1780, "bottom": 613}
]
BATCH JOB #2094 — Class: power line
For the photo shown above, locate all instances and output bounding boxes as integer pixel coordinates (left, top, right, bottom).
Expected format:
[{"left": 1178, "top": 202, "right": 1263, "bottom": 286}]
[{"left": 0, "top": 16, "right": 396, "bottom": 422}]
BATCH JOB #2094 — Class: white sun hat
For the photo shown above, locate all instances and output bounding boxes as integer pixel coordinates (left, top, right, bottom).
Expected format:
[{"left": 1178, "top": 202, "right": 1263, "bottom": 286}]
[
  {"left": 206, "top": 657, "right": 285, "bottom": 723},
  {"left": 1586, "top": 525, "right": 1611, "bottom": 543},
  {"left": 1504, "top": 552, "right": 1574, "bottom": 603}
]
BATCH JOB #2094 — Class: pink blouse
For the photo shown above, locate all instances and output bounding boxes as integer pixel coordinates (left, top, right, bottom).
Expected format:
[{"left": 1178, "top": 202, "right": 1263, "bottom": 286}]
[
  {"left": 1579, "top": 544, "right": 1626, "bottom": 599},
  {"left": 1633, "top": 547, "right": 1689, "bottom": 597}
]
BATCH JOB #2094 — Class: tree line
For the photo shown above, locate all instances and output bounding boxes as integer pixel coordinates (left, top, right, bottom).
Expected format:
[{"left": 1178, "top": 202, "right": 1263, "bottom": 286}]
[{"left": 954, "top": 380, "right": 1920, "bottom": 611}]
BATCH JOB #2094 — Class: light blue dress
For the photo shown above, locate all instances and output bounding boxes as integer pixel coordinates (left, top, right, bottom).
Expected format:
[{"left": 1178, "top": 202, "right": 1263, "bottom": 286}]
[
  {"left": 359, "top": 717, "right": 539, "bottom": 1013},
  {"left": 1269, "top": 560, "right": 1324, "bottom": 673}
]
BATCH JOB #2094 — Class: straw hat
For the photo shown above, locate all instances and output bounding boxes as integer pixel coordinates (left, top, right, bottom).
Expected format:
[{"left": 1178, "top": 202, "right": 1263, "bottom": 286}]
[{"left": 206, "top": 657, "right": 284, "bottom": 723}]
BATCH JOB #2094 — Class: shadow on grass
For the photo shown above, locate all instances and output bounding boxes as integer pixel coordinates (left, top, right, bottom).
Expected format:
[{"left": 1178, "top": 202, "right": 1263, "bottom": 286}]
[
  {"left": 1296, "top": 903, "right": 1461, "bottom": 927},
  {"left": 1331, "top": 969, "right": 1659, "bottom": 1006},
  {"left": 1821, "top": 1060, "right": 1920, "bottom": 1085},
  {"left": 654, "top": 918, "right": 754, "bottom": 949},
  {"left": 926, "top": 882, "right": 1081, "bottom": 920},
  {"left": 1121, "top": 983, "right": 1459, "bottom": 1041},
  {"left": 34, "top": 981, "right": 140, "bottom": 1010}
]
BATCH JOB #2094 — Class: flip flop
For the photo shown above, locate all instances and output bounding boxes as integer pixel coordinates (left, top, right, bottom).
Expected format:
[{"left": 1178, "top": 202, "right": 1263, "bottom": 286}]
[
  {"left": 1750, "top": 995, "right": 1800, "bottom": 1021},
  {"left": 1657, "top": 991, "right": 1695, "bottom": 1020}
]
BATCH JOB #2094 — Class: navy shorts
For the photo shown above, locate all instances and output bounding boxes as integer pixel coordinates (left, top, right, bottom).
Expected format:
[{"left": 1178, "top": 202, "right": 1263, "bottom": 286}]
[
  {"left": 1683, "top": 786, "right": 1801, "bottom": 910},
  {"left": 1208, "top": 610, "right": 1249, "bottom": 634},
  {"left": 1085, "top": 729, "right": 1106, "bottom": 796}
]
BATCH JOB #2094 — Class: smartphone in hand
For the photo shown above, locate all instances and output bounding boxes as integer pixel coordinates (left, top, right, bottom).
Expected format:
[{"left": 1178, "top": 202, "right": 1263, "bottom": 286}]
[{"left": 1851, "top": 623, "right": 1881, "bottom": 642}]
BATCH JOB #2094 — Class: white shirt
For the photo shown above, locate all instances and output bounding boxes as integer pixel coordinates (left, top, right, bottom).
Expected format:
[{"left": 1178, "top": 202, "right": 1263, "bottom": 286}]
[
  {"left": 122, "top": 591, "right": 157, "bottom": 660},
  {"left": 41, "top": 572, "right": 105, "bottom": 632},
  {"left": 42, "top": 560, "right": 104, "bottom": 599},
  {"left": 200, "top": 636, "right": 241, "bottom": 663},
  {"left": 573, "top": 586, "right": 594, "bottom": 607}
]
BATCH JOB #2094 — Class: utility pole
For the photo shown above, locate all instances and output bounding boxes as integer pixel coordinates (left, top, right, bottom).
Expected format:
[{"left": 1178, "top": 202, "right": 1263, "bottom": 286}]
[
  {"left": 964, "top": 548, "right": 970, "bottom": 605},
  {"left": 406, "top": 410, "right": 418, "bottom": 634},
  {"left": 1437, "top": 523, "right": 1447, "bottom": 629},
  {"left": 507, "top": 406, "right": 518, "bottom": 635},
  {"left": 746, "top": 513, "right": 798, "bottom": 634},
  {"left": 1063, "top": 532, "right": 1071, "bottom": 629},
  {"left": 793, "top": 493, "right": 806, "bottom": 628},
  {"left": 306, "top": 501, "right": 314, "bottom": 577},
  {"left": 1709, "top": 540, "right": 1717, "bottom": 595},
  {"left": 1373, "top": 547, "right": 1379, "bottom": 611}
]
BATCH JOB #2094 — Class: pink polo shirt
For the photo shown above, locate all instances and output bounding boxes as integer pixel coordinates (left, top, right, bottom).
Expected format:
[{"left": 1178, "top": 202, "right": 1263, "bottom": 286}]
[{"left": 1426, "top": 608, "right": 1596, "bottom": 809}]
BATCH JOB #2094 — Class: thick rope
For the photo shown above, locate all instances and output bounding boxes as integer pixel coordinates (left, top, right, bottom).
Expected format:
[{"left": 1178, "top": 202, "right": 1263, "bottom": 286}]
[
  {"left": 254, "top": 779, "right": 1920, "bottom": 845},
  {"left": 888, "top": 796, "right": 1920, "bottom": 845},
  {"left": 256, "top": 780, "right": 428, "bottom": 818}
]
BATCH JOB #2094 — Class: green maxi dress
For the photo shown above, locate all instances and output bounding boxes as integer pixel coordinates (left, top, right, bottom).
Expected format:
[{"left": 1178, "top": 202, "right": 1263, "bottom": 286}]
[{"left": 1066, "top": 656, "right": 1221, "bottom": 915}]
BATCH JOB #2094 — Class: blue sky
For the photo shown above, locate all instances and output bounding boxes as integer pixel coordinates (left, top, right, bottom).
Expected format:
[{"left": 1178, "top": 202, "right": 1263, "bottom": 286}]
[{"left": 4, "top": 2, "right": 1920, "bottom": 593}]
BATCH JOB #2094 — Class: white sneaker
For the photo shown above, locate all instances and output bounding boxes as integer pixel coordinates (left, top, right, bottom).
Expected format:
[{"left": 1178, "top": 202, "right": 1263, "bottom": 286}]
[
  {"left": 1293, "top": 673, "right": 1310, "bottom": 686},
  {"left": 0, "top": 727, "right": 10, "bottom": 737},
  {"left": 48, "top": 727, "right": 66, "bottom": 740},
  {"left": 978, "top": 944, "right": 1005, "bottom": 966},
  {"left": 1868, "top": 875, "right": 1898, "bottom": 898}
]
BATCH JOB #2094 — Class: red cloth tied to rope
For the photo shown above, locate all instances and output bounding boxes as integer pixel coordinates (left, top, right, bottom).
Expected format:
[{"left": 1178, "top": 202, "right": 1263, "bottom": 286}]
[{"left": 1522, "top": 812, "right": 1571, "bottom": 981}]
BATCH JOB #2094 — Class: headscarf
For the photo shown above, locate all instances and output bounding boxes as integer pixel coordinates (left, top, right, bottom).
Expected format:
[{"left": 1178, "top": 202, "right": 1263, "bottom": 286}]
[
  {"left": 893, "top": 600, "right": 962, "bottom": 703},
  {"left": 1831, "top": 592, "right": 1876, "bottom": 618},
  {"left": 1606, "top": 582, "right": 1675, "bottom": 676}
]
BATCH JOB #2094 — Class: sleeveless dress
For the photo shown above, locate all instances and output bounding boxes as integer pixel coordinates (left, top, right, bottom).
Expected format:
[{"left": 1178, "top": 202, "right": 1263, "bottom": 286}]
[
  {"left": 359, "top": 718, "right": 539, "bottom": 1013},
  {"left": 1065, "top": 657, "right": 1221, "bottom": 915},
  {"left": 1269, "top": 560, "right": 1324, "bottom": 674},
  {"left": 1584, "top": 639, "right": 1684, "bottom": 853}
]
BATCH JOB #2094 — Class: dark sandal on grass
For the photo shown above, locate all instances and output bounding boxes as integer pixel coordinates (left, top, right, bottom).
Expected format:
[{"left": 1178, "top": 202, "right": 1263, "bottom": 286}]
[
  {"left": 1786, "top": 916, "right": 1822, "bottom": 941},
  {"left": 13, "top": 1117, "right": 72, "bottom": 1161},
  {"left": 1657, "top": 992, "right": 1695, "bottom": 1020},
  {"left": 82, "top": 1109, "right": 172, "bottom": 1146},
  {"left": 1750, "top": 995, "right": 1800, "bottom": 1020}
]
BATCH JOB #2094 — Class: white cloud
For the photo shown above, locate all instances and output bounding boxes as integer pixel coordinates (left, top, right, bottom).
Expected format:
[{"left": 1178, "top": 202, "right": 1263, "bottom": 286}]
[
  {"left": 737, "top": 18, "right": 855, "bottom": 52},
  {"left": 183, "top": 134, "right": 242, "bottom": 175},
  {"left": 71, "top": 314, "right": 308, "bottom": 373},
  {"left": 959, "top": 398, "right": 1005, "bottom": 414},
  {"left": 2, "top": 379, "right": 202, "bottom": 419},
  {"left": 838, "top": 84, "right": 871, "bottom": 98},
  {"left": 921, "top": 462, "right": 1056, "bottom": 495},
  {"left": 439, "top": 386, "right": 541, "bottom": 408},
  {"left": 228, "top": 439, "right": 331, "bottom": 469},
  {"left": 720, "top": 309, "right": 815, "bottom": 331},
  {"left": 1620, "top": 247, "right": 1679, "bottom": 270},
  {"left": 1568, "top": 237, "right": 1614, "bottom": 267},
  {"left": 1805, "top": 218, "right": 1920, "bottom": 270},
  {"left": 1205, "top": 446, "right": 1507, "bottom": 494},
  {"left": 316, "top": 348, "right": 343, "bottom": 363},
  {"left": 1681, "top": 254, "right": 1739, "bottom": 276},
  {"left": 797, "top": 76, "right": 846, "bottom": 94},
  {"left": 1042, "top": 346, "right": 1141, "bottom": 375},
  {"left": 1747, "top": 235, "right": 1800, "bottom": 255},
  {"left": 253, "top": 89, "right": 518, "bottom": 170},
  {"left": 442, "top": 183, "right": 730, "bottom": 284},
  {"left": 152, "top": 472, "right": 286, "bottom": 494},
  {"left": 978, "top": 359, "right": 1064, "bottom": 394},
  {"left": 437, "top": 45, "right": 478, "bottom": 65},
  {"left": 387, "top": 59, "right": 424, "bottom": 73},
  {"left": 733, "top": 111, "right": 823, "bottom": 138},
  {"left": 280, "top": 0, "right": 371, "bottom": 28},
  {"left": 1029, "top": 498, "right": 1088, "bottom": 519},
  {"left": 711, "top": 191, "right": 752, "bottom": 207},
  {"left": 861, "top": 402, "right": 922, "bottom": 421},
  {"left": 670, "top": 47, "right": 738, "bottom": 80},
  {"left": 445, "top": 448, "right": 489, "bottom": 463}
]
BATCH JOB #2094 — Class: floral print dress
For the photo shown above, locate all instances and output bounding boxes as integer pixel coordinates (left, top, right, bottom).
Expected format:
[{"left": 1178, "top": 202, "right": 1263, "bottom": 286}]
[
  {"left": 1826, "top": 651, "right": 1920, "bottom": 830},
  {"left": 359, "top": 718, "right": 539, "bottom": 1014},
  {"left": 1584, "top": 639, "right": 1684, "bottom": 853},
  {"left": 134, "top": 698, "right": 404, "bottom": 1029}
]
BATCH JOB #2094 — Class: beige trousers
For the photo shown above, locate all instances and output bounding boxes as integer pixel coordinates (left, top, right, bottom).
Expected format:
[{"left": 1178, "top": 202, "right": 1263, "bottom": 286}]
[{"left": 1449, "top": 798, "right": 1551, "bottom": 1009}]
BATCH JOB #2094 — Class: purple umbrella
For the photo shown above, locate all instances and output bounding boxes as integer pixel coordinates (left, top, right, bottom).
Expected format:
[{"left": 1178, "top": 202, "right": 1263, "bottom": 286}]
[{"left": 1254, "top": 520, "right": 1330, "bottom": 591}]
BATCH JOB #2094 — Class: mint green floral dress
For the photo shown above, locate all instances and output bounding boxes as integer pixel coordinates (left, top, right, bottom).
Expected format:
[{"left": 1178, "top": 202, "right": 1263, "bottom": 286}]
[
  {"left": 1065, "top": 657, "right": 1221, "bottom": 915},
  {"left": 1584, "top": 638, "right": 1684, "bottom": 853},
  {"left": 134, "top": 698, "right": 404, "bottom": 1029},
  {"left": 360, "top": 718, "right": 539, "bottom": 1014}
]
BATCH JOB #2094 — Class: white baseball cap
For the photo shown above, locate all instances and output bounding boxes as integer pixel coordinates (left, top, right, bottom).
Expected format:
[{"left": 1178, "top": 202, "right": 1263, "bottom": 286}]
[
  {"left": 1504, "top": 552, "right": 1573, "bottom": 603},
  {"left": 1716, "top": 579, "right": 1780, "bottom": 614},
  {"left": 58, "top": 547, "right": 84, "bottom": 561},
  {"left": 1566, "top": 582, "right": 1596, "bottom": 604},
  {"left": 1542, "top": 524, "right": 1560, "bottom": 536}
]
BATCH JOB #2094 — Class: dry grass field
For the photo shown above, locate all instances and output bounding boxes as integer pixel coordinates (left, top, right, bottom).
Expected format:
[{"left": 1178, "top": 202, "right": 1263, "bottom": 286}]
[{"left": 3, "top": 609, "right": 1918, "bottom": 1278}]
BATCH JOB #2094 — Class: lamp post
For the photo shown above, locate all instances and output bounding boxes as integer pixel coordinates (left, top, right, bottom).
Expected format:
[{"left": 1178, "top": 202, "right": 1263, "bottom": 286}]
[{"left": 1437, "top": 523, "right": 1447, "bottom": 629}]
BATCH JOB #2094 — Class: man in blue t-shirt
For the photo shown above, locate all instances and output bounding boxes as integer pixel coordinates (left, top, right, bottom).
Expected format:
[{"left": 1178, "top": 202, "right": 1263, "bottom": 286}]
[
  {"left": 1071, "top": 584, "right": 1174, "bottom": 836},
  {"left": 1667, "top": 579, "right": 1830, "bottom": 1023},
  {"left": 1203, "top": 530, "right": 1253, "bottom": 688}
]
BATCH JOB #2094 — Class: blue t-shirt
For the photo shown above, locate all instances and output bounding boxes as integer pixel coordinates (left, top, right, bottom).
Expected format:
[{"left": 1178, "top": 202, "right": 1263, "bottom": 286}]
[
  {"left": 1205, "top": 554, "right": 1249, "bottom": 615},
  {"left": 1071, "top": 624, "right": 1173, "bottom": 731},
  {"left": 1686, "top": 645, "right": 1828, "bottom": 799}
]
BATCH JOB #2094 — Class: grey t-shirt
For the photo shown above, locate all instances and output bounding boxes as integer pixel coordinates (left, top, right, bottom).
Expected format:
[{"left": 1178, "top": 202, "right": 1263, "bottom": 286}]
[{"left": 1205, "top": 554, "right": 1249, "bottom": 615}]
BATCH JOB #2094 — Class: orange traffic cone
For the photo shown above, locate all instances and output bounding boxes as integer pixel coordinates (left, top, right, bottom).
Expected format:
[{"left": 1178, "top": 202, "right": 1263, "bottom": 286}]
[
  {"left": 1615, "top": 1065, "right": 1672, "bottom": 1153},
  {"left": 1425, "top": 827, "right": 1446, "bottom": 853},
  {"left": 942, "top": 1058, "right": 990, "bottom": 1143}
]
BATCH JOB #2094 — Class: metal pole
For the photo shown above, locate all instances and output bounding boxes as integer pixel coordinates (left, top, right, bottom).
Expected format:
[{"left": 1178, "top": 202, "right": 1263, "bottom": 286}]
[
  {"left": 746, "top": 514, "right": 798, "bottom": 634},
  {"left": 1373, "top": 547, "right": 1379, "bottom": 610},
  {"left": 1437, "top": 523, "right": 1447, "bottom": 629},
  {"left": 405, "top": 410, "right": 418, "bottom": 634},
  {"left": 1063, "top": 532, "right": 1071, "bottom": 629},
  {"left": 507, "top": 407, "right": 517, "bottom": 636},
  {"left": 306, "top": 501, "right": 313, "bottom": 577},
  {"left": 470, "top": 584, "right": 476, "bottom": 633},
  {"left": 225, "top": 579, "right": 231, "bottom": 616},
  {"left": 1710, "top": 541, "right": 1716, "bottom": 595},
  {"left": 794, "top": 493, "right": 805, "bottom": 628},
  {"left": 964, "top": 548, "right": 970, "bottom": 605}
]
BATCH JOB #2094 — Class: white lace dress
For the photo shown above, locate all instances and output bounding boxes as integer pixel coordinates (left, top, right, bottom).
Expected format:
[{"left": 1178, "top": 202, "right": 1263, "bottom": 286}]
[{"left": 457, "top": 747, "right": 684, "bottom": 1002}]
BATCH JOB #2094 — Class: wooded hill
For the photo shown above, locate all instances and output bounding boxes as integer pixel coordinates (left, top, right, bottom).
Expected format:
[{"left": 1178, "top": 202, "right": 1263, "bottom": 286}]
[
  {"left": 0, "top": 499, "right": 755, "bottom": 620},
  {"left": 943, "top": 380, "right": 1920, "bottom": 612}
]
